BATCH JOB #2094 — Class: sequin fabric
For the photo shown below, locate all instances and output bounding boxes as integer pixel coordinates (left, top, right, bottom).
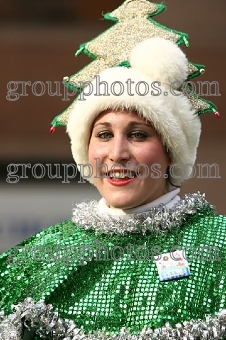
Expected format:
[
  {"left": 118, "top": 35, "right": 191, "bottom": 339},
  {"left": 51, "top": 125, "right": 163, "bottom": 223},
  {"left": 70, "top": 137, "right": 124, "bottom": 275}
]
[{"left": 0, "top": 193, "right": 226, "bottom": 339}]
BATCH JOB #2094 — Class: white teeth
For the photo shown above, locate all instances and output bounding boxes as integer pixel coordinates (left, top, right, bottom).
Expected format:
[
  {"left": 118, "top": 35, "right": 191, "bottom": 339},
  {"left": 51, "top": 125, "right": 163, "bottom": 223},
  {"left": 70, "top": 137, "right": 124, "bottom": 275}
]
[
  {"left": 109, "top": 171, "right": 136, "bottom": 178},
  {"left": 114, "top": 172, "right": 122, "bottom": 178}
]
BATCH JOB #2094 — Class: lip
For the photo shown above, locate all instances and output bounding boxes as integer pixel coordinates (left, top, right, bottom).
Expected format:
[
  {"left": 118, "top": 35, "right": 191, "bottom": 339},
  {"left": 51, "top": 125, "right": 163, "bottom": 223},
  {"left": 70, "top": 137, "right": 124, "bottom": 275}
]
[{"left": 107, "top": 176, "right": 137, "bottom": 187}]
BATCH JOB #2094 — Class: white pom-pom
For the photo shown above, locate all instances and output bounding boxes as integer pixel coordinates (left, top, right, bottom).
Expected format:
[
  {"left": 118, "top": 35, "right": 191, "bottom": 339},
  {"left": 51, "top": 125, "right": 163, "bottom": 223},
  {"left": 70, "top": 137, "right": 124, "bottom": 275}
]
[{"left": 130, "top": 37, "right": 188, "bottom": 87}]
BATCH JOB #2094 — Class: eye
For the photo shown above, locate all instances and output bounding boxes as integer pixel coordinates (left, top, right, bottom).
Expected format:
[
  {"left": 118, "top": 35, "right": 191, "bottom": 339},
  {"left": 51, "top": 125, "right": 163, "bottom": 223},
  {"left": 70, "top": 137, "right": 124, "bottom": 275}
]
[
  {"left": 130, "top": 131, "right": 148, "bottom": 139},
  {"left": 96, "top": 131, "right": 113, "bottom": 139}
]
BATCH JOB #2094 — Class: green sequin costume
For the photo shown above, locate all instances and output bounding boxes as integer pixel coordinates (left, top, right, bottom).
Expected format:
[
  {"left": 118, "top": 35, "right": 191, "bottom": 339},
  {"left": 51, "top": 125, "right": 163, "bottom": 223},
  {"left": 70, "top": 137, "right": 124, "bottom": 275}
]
[{"left": 0, "top": 193, "right": 226, "bottom": 339}]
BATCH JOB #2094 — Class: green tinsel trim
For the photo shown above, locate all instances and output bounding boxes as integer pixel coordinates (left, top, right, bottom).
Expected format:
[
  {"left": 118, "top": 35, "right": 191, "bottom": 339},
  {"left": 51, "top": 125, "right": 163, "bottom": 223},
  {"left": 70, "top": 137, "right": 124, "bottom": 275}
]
[
  {"left": 75, "top": 43, "right": 86, "bottom": 57},
  {"left": 64, "top": 61, "right": 130, "bottom": 92},
  {"left": 183, "top": 36, "right": 189, "bottom": 47},
  {"left": 103, "top": 12, "right": 119, "bottom": 23},
  {"left": 185, "top": 84, "right": 218, "bottom": 116},
  {"left": 197, "top": 99, "right": 217, "bottom": 116},
  {"left": 149, "top": 3, "right": 166, "bottom": 16},
  {"left": 51, "top": 96, "right": 82, "bottom": 128},
  {"left": 187, "top": 63, "right": 206, "bottom": 81},
  {"left": 51, "top": 114, "right": 66, "bottom": 128},
  {"left": 63, "top": 78, "right": 79, "bottom": 92},
  {"left": 104, "top": 2, "right": 166, "bottom": 22},
  {"left": 118, "top": 61, "right": 131, "bottom": 67},
  {"left": 64, "top": 61, "right": 131, "bottom": 91},
  {"left": 75, "top": 46, "right": 97, "bottom": 60}
]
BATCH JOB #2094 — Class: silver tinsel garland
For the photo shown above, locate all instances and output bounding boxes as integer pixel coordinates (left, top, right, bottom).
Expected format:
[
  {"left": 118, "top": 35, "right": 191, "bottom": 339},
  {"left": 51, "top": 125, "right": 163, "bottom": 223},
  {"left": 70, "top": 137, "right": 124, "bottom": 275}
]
[
  {"left": 0, "top": 298, "right": 226, "bottom": 340},
  {"left": 72, "top": 193, "right": 215, "bottom": 235}
]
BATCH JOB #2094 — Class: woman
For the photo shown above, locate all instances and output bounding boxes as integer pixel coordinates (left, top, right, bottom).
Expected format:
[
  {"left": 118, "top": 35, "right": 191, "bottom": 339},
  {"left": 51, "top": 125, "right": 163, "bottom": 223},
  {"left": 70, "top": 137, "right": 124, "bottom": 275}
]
[{"left": 1, "top": 13, "right": 226, "bottom": 340}]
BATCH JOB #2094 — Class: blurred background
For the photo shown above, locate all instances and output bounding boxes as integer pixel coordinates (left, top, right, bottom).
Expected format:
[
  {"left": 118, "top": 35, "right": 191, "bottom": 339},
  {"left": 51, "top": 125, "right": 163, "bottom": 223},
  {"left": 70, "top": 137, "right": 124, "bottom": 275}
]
[{"left": 0, "top": 0, "right": 225, "bottom": 252}]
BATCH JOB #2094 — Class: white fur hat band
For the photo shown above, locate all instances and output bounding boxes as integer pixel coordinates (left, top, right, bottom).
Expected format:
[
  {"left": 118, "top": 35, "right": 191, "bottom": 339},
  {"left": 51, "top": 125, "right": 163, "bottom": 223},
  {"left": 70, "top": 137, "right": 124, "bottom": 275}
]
[{"left": 67, "top": 38, "right": 201, "bottom": 186}]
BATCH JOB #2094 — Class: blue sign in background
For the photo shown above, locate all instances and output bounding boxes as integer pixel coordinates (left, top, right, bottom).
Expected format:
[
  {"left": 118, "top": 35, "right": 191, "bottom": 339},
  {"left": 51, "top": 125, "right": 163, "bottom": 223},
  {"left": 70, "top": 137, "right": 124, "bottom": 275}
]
[{"left": 0, "top": 182, "right": 100, "bottom": 253}]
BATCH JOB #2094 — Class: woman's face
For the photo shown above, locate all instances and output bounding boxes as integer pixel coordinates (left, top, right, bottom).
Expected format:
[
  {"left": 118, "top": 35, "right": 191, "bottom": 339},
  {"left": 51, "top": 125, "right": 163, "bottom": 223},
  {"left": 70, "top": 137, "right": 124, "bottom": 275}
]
[{"left": 88, "top": 110, "right": 170, "bottom": 209}]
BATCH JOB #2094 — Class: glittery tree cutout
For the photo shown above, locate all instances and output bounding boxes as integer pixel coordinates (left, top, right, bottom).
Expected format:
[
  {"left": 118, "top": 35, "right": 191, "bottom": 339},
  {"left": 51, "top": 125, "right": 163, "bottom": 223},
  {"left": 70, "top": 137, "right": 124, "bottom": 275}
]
[
  {"left": 51, "top": 0, "right": 218, "bottom": 130},
  {"left": 64, "top": 0, "right": 189, "bottom": 92}
]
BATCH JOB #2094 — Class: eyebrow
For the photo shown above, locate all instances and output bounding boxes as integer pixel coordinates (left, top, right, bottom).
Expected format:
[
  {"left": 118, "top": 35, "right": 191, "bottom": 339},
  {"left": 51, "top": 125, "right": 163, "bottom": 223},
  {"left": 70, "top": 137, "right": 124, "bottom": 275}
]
[{"left": 93, "top": 121, "right": 153, "bottom": 128}]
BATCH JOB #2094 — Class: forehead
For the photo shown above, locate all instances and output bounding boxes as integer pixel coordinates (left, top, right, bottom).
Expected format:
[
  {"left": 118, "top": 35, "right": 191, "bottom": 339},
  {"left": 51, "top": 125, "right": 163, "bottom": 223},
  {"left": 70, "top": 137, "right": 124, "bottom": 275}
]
[{"left": 93, "top": 109, "right": 149, "bottom": 125}]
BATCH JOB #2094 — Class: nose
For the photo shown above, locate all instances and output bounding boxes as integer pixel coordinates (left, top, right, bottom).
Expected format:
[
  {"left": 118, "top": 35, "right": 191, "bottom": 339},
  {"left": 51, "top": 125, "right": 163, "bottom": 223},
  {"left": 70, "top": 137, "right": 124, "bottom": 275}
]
[{"left": 108, "top": 135, "right": 130, "bottom": 162}]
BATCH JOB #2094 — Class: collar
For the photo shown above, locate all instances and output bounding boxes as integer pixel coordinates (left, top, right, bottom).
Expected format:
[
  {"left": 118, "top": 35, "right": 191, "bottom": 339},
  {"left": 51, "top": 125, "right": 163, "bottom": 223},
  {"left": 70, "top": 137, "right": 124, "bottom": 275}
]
[
  {"left": 98, "top": 189, "right": 181, "bottom": 216},
  {"left": 72, "top": 192, "right": 215, "bottom": 235}
]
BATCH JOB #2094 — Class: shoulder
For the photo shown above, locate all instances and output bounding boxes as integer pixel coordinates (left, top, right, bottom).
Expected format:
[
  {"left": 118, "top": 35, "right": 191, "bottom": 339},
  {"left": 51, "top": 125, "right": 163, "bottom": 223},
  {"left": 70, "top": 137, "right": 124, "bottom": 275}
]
[
  {"left": 193, "top": 210, "right": 226, "bottom": 232},
  {"left": 0, "top": 219, "right": 73, "bottom": 259},
  {"left": 181, "top": 209, "right": 226, "bottom": 257},
  {"left": 0, "top": 219, "right": 88, "bottom": 313}
]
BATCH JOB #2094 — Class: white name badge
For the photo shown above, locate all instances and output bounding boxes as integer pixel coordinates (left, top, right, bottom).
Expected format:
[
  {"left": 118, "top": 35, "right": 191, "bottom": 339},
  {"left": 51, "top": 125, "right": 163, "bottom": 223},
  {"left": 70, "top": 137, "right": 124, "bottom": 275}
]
[{"left": 155, "top": 250, "right": 190, "bottom": 281}]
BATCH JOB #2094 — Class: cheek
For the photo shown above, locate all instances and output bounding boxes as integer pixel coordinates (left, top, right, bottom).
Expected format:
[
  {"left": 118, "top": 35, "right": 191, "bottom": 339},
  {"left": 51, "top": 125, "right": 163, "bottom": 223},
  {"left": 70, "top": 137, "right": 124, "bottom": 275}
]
[
  {"left": 137, "top": 145, "right": 161, "bottom": 162},
  {"left": 88, "top": 141, "right": 105, "bottom": 168},
  {"left": 88, "top": 150, "right": 96, "bottom": 170},
  {"left": 138, "top": 144, "right": 169, "bottom": 168},
  {"left": 88, "top": 138, "right": 95, "bottom": 167}
]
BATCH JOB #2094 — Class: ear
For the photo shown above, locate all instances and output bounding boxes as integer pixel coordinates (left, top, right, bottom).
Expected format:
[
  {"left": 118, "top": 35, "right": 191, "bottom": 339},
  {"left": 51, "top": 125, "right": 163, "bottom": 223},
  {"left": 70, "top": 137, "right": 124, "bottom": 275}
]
[{"left": 165, "top": 147, "right": 172, "bottom": 166}]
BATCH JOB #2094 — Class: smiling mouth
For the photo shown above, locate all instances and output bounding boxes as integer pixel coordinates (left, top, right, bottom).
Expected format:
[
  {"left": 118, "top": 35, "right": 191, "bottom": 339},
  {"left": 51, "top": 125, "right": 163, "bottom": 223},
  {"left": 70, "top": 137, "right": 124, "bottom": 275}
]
[{"left": 107, "top": 170, "right": 136, "bottom": 179}]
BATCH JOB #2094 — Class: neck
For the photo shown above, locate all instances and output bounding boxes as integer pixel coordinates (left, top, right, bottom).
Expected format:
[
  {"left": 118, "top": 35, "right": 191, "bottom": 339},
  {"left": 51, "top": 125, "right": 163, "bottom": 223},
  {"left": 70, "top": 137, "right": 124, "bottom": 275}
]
[{"left": 98, "top": 188, "right": 180, "bottom": 216}]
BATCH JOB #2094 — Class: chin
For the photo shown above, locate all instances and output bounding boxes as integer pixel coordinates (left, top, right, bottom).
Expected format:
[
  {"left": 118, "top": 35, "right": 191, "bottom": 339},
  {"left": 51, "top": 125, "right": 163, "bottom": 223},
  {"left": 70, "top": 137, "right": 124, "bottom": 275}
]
[{"left": 106, "top": 194, "right": 142, "bottom": 210}]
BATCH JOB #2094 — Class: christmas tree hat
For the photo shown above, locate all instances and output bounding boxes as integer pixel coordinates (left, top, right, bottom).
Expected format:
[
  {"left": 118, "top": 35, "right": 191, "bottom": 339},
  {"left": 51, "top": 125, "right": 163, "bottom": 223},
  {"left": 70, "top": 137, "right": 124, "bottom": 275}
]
[{"left": 50, "top": 0, "right": 219, "bottom": 132}]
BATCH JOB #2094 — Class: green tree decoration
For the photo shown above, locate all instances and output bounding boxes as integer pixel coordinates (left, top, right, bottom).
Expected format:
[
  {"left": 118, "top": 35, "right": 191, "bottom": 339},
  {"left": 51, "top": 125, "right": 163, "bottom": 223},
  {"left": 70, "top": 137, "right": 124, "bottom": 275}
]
[{"left": 50, "top": 0, "right": 219, "bottom": 132}]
